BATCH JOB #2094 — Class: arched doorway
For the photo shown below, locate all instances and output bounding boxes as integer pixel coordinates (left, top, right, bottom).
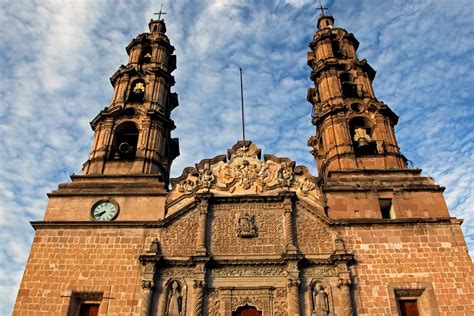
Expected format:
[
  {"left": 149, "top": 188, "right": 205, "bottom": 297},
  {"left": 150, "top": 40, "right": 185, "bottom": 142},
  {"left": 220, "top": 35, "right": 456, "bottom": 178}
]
[{"left": 233, "top": 304, "right": 262, "bottom": 316}]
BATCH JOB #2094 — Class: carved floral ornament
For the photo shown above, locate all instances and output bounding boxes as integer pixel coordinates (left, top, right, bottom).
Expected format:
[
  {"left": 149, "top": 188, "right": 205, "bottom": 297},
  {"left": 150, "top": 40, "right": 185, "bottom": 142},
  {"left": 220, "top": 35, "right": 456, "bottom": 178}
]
[{"left": 169, "top": 142, "right": 323, "bottom": 201}]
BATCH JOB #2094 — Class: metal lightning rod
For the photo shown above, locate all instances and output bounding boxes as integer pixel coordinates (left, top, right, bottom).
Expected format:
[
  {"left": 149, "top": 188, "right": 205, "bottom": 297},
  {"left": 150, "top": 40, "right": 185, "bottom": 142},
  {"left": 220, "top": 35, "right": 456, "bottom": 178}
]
[{"left": 240, "top": 68, "right": 246, "bottom": 141}]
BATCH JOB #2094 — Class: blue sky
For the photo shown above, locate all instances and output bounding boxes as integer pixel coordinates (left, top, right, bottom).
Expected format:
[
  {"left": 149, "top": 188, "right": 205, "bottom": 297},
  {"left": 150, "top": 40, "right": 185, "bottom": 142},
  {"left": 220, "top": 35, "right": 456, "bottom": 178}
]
[{"left": 1, "top": 0, "right": 473, "bottom": 313}]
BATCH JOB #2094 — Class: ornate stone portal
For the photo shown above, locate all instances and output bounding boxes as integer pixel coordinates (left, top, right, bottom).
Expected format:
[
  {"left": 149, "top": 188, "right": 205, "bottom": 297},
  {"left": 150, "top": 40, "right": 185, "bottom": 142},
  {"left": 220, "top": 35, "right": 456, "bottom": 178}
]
[{"left": 138, "top": 141, "right": 355, "bottom": 316}]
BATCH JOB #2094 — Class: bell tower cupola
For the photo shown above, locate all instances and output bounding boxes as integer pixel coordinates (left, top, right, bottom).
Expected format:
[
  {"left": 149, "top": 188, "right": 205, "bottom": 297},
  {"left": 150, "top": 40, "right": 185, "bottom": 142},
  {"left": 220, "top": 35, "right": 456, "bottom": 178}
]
[
  {"left": 82, "top": 16, "right": 179, "bottom": 184},
  {"left": 307, "top": 14, "right": 406, "bottom": 176}
]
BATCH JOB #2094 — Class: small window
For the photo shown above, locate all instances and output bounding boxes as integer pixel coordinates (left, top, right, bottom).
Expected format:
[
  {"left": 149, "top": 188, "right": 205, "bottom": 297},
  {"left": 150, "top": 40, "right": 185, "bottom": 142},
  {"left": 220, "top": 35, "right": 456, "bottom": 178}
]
[
  {"left": 79, "top": 303, "right": 100, "bottom": 316},
  {"left": 398, "top": 299, "right": 419, "bottom": 316},
  {"left": 379, "top": 198, "right": 393, "bottom": 219},
  {"left": 68, "top": 292, "right": 103, "bottom": 316}
]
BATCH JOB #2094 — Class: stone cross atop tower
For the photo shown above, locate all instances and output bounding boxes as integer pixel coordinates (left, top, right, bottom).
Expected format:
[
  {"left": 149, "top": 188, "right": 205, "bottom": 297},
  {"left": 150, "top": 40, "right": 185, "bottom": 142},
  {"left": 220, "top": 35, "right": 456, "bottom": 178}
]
[
  {"left": 82, "top": 17, "right": 179, "bottom": 184},
  {"left": 307, "top": 15, "right": 405, "bottom": 175}
]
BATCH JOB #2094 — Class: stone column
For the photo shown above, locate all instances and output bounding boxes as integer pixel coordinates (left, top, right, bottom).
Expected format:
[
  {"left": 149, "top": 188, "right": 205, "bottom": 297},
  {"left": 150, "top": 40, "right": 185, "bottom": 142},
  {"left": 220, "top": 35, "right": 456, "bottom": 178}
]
[
  {"left": 140, "top": 259, "right": 156, "bottom": 316},
  {"left": 287, "top": 279, "right": 301, "bottom": 315},
  {"left": 337, "top": 278, "right": 353, "bottom": 316},
  {"left": 283, "top": 196, "right": 297, "bottom": 254},
  {"left": 195, "top": 194, "right": 212, "bottom": 256},
  {"left": 141, "top": 279, "right": 155, "bottom": 316},
  {"left": 193, "top": 280, "right": 205, "bottom": 316}
]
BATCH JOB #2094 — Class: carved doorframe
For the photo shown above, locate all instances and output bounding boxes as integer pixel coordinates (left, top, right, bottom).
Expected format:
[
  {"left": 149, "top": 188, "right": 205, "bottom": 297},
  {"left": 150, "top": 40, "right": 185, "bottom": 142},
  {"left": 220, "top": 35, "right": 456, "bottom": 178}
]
[{"left": 218, "top": 287, "right": 274, "bottom": 316}]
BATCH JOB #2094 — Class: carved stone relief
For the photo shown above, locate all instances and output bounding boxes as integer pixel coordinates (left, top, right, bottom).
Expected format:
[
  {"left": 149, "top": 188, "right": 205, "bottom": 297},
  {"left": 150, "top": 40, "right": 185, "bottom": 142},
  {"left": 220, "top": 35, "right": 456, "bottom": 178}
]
[
  {"left": 295, "top": 209, "right": 333, "bottom": 254},
  {"left": 206, "top": 289, "right": 220, "bottom": 316},
  {"left": 209, "top": 203, "right": 285, "bottom": 255},
  {"left": 161, "top": 211, "right": 198, "bottom": 257},
  {"left": 273, "top": 288, "right": 289, "bottom": 316},
  {"left": 231, "top": 296, "right": 264, "bottom": 312},
  {"left": 304, "top": 266, "right": 337, "bottom": 278},
  {"left": 210, "top": 266, "right": 286, "bottom": 277},
  {"left": 167, "top": 142, "right": 325, "bottom": 213},
  {"left": 160, "top": 268, "right": 195, "bottom": 278},
  {"left": 237, "top": 213, "right": 258, "bottom": 238}
]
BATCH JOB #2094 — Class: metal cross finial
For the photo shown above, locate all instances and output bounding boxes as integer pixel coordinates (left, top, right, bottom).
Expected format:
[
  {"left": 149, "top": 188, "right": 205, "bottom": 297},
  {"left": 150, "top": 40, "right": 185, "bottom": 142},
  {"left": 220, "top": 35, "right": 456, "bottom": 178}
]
[
  {"left": 318, "top": 0, "right": 328, "bottom": 16},
  {"left": 154, "top": 4, "right": 167, "bottom": 20}
]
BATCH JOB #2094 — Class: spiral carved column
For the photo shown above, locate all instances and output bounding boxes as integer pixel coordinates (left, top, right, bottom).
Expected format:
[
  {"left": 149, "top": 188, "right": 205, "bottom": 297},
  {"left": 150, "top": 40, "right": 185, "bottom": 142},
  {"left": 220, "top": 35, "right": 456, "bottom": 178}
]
[
  {"left": 287, "top": 278, "right": 301, "bottom": 315},
  {"left": 141, "top": 280, "right": 155, "bottom": 316},
  {"left": 337, "top": 278, "right": 353, "bottom": 316},
  {"left": 193, "top": 280, "right": 205, "bottom": 316}
]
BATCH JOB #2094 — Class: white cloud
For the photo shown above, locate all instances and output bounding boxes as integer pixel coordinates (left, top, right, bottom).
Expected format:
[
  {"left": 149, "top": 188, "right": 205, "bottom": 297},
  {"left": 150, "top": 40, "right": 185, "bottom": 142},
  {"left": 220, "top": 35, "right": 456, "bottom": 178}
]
[{"left": 1, "top": 0, "right": 473, "bottom": 314}]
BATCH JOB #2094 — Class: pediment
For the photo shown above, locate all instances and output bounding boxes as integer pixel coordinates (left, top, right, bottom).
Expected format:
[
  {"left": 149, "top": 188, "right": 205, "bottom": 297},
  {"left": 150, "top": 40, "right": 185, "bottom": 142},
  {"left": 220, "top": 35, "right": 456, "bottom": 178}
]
[{"left": 166, "top": 141, "right": 325, "bottom": 217}]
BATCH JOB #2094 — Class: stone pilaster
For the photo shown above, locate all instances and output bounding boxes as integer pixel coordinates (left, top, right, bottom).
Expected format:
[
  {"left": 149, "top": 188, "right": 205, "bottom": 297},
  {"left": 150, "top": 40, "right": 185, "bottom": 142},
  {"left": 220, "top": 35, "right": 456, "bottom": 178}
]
[
  {"left": 195, "top": 193, "right": 212, "bottom": 256},
  {"left": 287, "top": 278, "right": 301, "bottom": 315},
  {"left": 283, "top": 195, "right": 297, "bottom": 254}
]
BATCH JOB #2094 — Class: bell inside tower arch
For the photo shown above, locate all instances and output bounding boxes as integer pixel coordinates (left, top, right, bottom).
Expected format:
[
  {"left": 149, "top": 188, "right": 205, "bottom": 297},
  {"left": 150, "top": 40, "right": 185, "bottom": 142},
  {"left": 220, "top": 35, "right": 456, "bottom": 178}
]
[
  {"left": 128, "top": 79, "right": 145, "bottom": 103},
  {"left": 111, "top": 122, "right": 139, "bottom": 160},
  {"left": 140, "top": 45, "right": 152, "bottom": 64},
  {"left": 349, "top": 117, "right": 376, "bottom": 155}
]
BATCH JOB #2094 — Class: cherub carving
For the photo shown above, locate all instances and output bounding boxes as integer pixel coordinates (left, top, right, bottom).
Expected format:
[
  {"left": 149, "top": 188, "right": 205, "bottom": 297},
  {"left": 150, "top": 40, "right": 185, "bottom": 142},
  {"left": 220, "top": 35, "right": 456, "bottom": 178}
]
[
  {"left": 201, "top": 163, "right": 214, "bottom": 189},
  {"left": 277, "top": 162, "right": 293, "bottom": 187}
]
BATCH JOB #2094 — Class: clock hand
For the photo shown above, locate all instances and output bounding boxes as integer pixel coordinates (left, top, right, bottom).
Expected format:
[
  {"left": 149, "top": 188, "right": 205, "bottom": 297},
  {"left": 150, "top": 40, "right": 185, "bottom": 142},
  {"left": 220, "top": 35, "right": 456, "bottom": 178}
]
[{"left": 96, "top": 211, "right": 106, "bottom": 217}]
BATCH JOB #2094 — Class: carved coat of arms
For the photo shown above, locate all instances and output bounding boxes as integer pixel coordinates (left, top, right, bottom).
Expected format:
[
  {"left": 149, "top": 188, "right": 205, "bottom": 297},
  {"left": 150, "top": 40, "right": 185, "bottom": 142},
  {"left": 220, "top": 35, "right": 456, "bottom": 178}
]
[{"left": 237, "top": 213, "right": 258, "bottom": 238}]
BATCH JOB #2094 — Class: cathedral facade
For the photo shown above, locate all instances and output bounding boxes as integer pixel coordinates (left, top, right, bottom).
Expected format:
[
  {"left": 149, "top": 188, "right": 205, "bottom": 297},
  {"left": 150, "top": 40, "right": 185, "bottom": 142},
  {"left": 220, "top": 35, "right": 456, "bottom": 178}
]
[{"left": 14, "top": 14, "right": 474, "bottom": 316}]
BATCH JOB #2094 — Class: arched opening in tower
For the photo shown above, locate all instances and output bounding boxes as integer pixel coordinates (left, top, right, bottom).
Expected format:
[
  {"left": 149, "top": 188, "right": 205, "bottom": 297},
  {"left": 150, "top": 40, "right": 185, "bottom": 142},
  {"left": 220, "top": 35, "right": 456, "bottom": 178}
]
[
  {"left": 128, "top": 80, "right": 146, "bottom": 103},
  {"left": 111, "top": 122, "right": 139, "bottom": 160},
  {"left": 349, "top": 117, "right": 377, "bottom": 155},
  {"left": 140, "top": 45, "right": 152, "bottom": 64}
]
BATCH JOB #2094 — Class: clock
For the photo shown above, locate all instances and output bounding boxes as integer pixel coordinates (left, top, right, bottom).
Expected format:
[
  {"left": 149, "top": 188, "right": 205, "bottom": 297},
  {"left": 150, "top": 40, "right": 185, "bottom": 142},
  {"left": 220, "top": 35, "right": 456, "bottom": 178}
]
[{"left": 91, "top": 200, "right": 119, "bottom": 221}]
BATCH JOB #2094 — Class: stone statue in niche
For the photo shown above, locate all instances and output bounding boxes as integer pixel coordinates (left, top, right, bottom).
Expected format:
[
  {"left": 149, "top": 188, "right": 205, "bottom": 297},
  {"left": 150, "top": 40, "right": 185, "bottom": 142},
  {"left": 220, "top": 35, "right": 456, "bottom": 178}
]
[
  {"left": 237, "top": 213, "right": 258, "bottom": 238},
  {"left": 312, "top": 283, "right": 329, "bottom": 316},
  {"left": 166, "top": 281, "right": 183, "bottom": 316}
]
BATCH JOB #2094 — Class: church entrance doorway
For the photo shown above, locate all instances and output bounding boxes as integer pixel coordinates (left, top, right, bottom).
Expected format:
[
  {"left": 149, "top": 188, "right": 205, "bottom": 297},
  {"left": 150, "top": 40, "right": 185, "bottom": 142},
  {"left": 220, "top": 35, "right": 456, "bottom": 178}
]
[{"left": 232, "top": 304, "right": 262, "bottom": 316}]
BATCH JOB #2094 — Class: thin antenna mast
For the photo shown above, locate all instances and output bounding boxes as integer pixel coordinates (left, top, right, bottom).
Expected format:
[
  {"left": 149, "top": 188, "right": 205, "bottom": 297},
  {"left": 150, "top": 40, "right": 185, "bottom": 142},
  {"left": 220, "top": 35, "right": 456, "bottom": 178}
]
[{"left": 240, "top": 68, "right": 246, "bottom": 141}]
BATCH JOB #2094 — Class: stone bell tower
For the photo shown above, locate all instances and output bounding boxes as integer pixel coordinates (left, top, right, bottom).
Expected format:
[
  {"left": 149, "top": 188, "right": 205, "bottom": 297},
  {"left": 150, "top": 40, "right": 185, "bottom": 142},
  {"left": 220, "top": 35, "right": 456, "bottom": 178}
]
[
  {"left": 307, "top": 15, "right": 404, "bottom": 175},
  {"left": 82, "top": 18, "right": 179, "bottom": 183},
  {"left": 306, "top": 14, "right": 452, "bottom": 221}
]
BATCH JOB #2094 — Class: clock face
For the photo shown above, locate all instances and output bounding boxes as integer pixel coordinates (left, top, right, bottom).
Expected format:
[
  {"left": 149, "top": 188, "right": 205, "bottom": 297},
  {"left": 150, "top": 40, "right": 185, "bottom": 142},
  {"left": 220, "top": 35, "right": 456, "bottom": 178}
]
[{"left": 91, "top": 201, "right": 118, "bottom": 221}]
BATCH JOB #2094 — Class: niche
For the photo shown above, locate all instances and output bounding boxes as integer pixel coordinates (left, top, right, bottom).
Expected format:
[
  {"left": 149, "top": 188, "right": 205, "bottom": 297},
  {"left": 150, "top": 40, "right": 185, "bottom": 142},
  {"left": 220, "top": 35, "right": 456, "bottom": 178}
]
[
  {"left": 140, "top": 45, "right": 152, "bottom": 64},
  {"left": 340, "top": 73, "right": 358, "bottom": 98},
  {"left": 331, "top": 40, "right": 344, "bottom": 58},
  {"left": 349, "top": 117, "right": 376, "bottom": 155},
  {"left": 165, "top": 280, "right": 183, "bottom": 316},
  {"left": 111, "top": 122, "right": 138, "bottom": 160},
  {"left": 128, "top": 80, "right": 145, "bottom": 102}
]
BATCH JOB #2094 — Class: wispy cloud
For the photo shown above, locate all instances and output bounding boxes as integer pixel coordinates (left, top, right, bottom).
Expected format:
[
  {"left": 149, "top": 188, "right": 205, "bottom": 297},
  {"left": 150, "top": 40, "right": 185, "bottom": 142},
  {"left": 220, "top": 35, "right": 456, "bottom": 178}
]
[{"left": 1, "top": 0, "right": 473, "bottom": 313}]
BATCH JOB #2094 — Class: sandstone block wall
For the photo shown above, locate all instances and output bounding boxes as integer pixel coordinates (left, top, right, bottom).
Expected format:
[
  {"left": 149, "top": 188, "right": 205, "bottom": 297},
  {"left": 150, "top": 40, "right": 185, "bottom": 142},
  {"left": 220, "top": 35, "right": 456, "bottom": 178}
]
[{"left": 341, "top": 222, "right": 474, "bottom": 315}]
